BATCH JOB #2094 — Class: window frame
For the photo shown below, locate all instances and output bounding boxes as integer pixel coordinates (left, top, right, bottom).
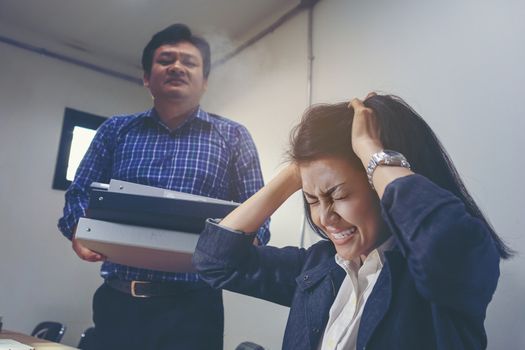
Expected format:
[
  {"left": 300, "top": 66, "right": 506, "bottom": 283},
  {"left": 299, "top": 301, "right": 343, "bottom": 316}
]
[{"left": 52, "top": 108, "right": 106, "bottom": 190}]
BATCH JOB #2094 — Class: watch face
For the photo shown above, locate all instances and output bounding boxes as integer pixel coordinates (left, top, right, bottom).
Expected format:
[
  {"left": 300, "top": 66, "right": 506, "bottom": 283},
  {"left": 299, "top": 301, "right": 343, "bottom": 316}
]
[
  {"left": 374, "top": 150, "right": 407, "bottom": 165},
  {"left": 368, "top": 150, "right": 410, "bottom": 189},
  {"left": 383, "top": 150, "right": 399, "bottom": 157}
]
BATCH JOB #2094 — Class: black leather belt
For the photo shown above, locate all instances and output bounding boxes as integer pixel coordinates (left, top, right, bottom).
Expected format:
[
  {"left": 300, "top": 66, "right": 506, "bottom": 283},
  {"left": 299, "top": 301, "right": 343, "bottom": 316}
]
[{"left": 105, "top": 279, "right": 189, "bottom": 298}]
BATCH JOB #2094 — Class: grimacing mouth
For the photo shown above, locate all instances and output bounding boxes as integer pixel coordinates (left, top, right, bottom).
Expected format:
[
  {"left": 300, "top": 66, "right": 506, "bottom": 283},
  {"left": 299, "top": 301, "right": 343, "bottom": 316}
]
[{"left": 329, "top": 226, "right": 357, "bottom": 240}]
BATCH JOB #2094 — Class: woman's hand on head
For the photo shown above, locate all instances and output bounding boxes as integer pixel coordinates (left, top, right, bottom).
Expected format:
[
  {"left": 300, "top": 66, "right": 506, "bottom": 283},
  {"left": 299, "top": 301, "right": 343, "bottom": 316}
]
[
  {"left": 349, "top": 96, "right": 384, "bottom": 168},
  {"left": 350, "top": 94, "right": 414, "bottom": 198}
]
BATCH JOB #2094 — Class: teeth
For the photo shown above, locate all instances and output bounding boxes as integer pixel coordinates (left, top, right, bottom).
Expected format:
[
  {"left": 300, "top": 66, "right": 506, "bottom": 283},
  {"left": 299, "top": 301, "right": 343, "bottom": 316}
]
[{"left": 331, "top": 227, "right": 357, "bottom": 240}]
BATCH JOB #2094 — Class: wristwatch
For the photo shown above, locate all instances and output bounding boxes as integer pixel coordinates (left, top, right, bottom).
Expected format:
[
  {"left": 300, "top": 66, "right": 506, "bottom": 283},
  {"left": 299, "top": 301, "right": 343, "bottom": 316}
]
[{"left": 366, "top": 150, "right": 411, "bottom": 189}]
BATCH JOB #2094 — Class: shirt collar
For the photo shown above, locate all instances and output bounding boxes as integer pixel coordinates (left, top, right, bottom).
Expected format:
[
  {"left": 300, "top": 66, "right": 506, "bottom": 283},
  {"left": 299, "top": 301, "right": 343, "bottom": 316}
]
[
  {"left": 145, "top": 106, "right": 211, "bottom": 131},
  {"left": 335, "top": 235, "right": 396, "bottom": 274}
]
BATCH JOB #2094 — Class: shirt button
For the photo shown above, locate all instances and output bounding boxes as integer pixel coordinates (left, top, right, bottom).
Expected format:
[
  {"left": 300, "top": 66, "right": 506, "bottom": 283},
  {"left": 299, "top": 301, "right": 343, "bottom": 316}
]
[
  {"left": 303, "top": 275, "right": 309, "bottom": 281},
  {"left": 313, "top": 328, "right": 319, "bottom": 333}
]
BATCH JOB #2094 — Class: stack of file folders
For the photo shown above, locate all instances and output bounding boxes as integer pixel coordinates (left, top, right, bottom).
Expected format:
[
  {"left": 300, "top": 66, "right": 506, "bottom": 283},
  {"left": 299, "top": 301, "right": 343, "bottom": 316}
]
[{"left": 75, "top": 180, "right": 239, "bottom": 272}]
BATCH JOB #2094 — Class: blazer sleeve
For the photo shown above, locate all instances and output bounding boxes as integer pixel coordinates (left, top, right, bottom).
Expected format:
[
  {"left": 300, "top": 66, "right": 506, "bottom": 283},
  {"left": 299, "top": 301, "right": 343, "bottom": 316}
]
[
  {"left": 381, "top": 174, "right": 500, "bottom": 316},
  {"left": 193, "top": 219, "right": 306, "bottom": 307}
]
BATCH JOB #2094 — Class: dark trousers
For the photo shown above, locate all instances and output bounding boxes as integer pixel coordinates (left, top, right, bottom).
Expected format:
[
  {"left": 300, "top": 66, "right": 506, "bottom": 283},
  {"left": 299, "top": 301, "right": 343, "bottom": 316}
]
[{"left": 88, "top": 281, "right": 224, "bottom": 350}]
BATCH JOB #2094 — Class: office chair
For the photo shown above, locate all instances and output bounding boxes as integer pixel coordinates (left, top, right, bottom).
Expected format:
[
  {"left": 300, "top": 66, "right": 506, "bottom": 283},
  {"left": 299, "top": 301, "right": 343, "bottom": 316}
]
[
  {"left": 31, "top": 321, "right": 66, "bottom": 342},
  {"left": 235, "top": 341, "right": 265, "bottom": 350},
  {"left": 77, "top": 326, "right": 96, "bottom": 349}
]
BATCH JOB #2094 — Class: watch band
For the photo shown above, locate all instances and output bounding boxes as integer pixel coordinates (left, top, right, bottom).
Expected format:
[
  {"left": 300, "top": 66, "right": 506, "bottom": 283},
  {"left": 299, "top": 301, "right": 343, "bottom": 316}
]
[{"left": 366, "top": 150, "right": 411, "bottom": 189}]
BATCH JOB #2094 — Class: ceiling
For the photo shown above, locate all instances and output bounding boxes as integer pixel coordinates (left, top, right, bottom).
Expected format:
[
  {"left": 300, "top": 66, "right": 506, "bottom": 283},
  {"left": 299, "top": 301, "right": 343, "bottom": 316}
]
[{"left": 0, "top": 0, "right": 299, "bottom": 77}]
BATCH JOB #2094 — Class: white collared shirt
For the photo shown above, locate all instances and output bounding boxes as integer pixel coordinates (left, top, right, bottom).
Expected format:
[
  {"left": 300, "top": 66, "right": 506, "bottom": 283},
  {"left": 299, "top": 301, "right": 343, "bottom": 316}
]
[{"left": 318, "top": 237, "right": 395, "bottom": 350}]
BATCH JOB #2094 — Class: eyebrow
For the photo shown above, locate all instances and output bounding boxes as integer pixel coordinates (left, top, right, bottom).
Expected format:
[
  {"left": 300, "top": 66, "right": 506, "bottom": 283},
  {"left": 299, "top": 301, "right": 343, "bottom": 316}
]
[
  {"left": 157, "top": 51, "right": 199, "bottom": 60},
  {"left": 303, "top": 182, "right": 346, "bottom": 199}
]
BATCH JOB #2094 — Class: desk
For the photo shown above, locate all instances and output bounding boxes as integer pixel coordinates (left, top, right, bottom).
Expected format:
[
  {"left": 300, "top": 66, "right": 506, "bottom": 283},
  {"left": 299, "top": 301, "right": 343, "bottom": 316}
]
[{"left": 0, "top": 330, "right": 78, "bottom": 349}]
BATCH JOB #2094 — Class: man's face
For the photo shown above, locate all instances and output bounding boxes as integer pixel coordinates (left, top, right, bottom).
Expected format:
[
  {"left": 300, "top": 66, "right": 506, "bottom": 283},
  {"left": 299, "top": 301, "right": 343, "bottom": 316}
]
[{"left": 143, "top": 42, "right": 208, "bottom": 106}]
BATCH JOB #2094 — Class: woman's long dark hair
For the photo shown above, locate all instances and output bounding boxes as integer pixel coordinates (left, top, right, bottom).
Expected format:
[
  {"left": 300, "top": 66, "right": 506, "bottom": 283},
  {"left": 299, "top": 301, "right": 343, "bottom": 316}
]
[{"left": 289, "top": 94, "right": 512, "bottom": 259}]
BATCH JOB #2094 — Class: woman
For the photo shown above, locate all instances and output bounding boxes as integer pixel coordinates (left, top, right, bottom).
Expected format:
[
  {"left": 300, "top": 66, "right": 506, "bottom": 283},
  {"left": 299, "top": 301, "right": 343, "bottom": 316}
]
[{"left": 193, "top": 94, "right": 509, "bottom": 350}]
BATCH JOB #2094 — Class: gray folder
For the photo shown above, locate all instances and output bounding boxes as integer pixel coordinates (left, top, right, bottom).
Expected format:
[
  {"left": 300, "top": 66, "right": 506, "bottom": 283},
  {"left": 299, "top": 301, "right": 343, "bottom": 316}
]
[
  {"left": 74, "top": 180, "right": 237, "bottom": 272},
  {"left": 76, "top": 217, "right": 198, "bottom": 272}
]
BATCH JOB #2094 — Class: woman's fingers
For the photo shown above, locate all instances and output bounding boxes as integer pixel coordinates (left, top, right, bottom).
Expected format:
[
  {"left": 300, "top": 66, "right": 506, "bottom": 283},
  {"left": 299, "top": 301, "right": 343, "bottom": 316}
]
[
  {"left": 349, "top": 97, "right": 379, "bottom": 141},
  {"left": 365, "top": 91, "right": 377, "bottom": 99}
]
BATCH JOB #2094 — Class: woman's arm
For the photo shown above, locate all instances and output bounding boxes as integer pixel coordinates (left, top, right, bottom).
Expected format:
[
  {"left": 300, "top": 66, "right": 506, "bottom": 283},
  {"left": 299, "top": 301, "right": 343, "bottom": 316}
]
[
  {"left": 349, "top": 97, "right": 413, "bottom": 198},
  {"left": 194, "top": 220, "right": 308, "bottom": 306},
  {"left": 193, "top": 164, "right": 306, "bottom": 306},
  {"left": 349, "top": 96, "right": 499, "bottom": 313},
  {"left": 381, "top": 175, "right": 500, "bottom": 314},
  {"left": 219, "top": 164, "right": 302, "bottom": 233}
]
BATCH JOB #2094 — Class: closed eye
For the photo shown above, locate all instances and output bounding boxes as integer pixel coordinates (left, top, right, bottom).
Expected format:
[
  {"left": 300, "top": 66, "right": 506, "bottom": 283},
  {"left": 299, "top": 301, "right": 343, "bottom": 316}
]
[
  {"left": 157, "top": 59, "right": 172, "bottom": 66},
  {"left": 305, "top": 196, "right": 319, "bottom": 205},
  {"left": 183, "top": 59, "right": 198, "bottom": 67},
  {"left": 303, "top": 192, "right": 318, "bottom": 205}
]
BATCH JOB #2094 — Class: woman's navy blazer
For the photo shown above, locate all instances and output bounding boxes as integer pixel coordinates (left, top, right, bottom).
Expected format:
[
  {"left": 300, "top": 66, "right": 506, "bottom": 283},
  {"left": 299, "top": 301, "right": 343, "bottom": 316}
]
[{"left": 193, "top": 175, "right": 500, "bottom": 350}]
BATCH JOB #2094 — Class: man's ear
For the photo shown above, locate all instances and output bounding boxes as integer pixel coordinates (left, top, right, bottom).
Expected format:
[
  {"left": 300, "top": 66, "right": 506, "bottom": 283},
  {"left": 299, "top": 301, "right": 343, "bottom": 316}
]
[{"left": 143, "top": 72, "right": 150, "bottom": 88}]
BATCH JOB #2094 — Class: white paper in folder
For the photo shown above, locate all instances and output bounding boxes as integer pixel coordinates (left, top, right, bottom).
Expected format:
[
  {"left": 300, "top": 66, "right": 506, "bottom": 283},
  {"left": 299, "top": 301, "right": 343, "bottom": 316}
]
[{"left": 0, "top": 339, "right": 34, "bottom": 350}]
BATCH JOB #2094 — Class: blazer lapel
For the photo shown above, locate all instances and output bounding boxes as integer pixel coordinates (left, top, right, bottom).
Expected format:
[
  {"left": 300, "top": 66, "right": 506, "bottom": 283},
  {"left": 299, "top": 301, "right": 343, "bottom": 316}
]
[
  {"left": 297, "top": 258, "right": 346, "bottom": 350},
  {"left": 357, "top": 251, "right": 404, "bottom": 349}
]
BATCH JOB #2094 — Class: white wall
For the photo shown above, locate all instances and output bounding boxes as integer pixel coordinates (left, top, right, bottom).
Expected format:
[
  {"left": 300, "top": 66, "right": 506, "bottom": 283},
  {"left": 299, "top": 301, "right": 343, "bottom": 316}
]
[
  {"left": 202, "top": 10, "right": 309, "bottom": 350},
  {"left": 204, "top": 0, "right": 525, "bottom": 349},
  {"left": 0, "top": 13, "right": 305, "bottom": 348},
  {"left": 1, "top": 0, "right": 523, "bottom": 348},
  {"left": 312, "top": 0, "right": 525, "bottom": 348},
  {"left": 0, "top": 14, "right": 303, "bottom": 348},
  {"left": 0, "top": 40, "right": 151, "bottom": 346}
]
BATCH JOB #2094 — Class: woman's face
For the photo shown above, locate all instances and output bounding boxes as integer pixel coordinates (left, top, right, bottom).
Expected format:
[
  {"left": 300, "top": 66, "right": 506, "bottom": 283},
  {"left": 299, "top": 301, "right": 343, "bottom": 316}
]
[{"left": 300, "top": 156, "right": 389, "bottom": 260}]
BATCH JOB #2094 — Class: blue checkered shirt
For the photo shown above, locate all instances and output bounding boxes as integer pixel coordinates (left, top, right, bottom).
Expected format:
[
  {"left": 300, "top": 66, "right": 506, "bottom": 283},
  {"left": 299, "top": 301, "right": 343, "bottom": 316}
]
[{"left": 58, "top": 107, "right": 270, "bottom": 283}]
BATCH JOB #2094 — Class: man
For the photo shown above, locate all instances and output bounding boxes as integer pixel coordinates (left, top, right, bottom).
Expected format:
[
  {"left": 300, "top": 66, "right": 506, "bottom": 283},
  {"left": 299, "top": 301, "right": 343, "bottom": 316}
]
[{"left": 58, "top": 23, "right": 269, "bottom": 350}]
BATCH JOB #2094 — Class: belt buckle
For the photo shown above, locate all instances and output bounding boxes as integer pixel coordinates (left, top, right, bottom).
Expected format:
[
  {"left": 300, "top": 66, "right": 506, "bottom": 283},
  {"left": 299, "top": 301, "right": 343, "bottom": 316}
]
[{"left": 131, "top": 280, "right": 151, "bottom": 298}]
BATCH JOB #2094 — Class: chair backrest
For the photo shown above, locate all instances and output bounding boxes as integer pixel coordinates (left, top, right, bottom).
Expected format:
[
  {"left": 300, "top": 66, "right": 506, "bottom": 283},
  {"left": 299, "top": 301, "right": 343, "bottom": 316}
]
[
  {"left": 77, "top": 326, "right": 96, "bottom": 349},
  {"left": 31, "top": 321, "right": 66, "bottom": 343},
  {"left": 235, "top": 341, "right": 265, "bottom": 350}
]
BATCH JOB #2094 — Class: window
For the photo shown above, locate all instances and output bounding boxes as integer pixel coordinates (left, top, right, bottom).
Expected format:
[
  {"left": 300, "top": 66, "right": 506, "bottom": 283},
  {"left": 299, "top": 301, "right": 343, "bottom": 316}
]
[{"left": 52, "top": 108, "right": 107, "bottom": 190}]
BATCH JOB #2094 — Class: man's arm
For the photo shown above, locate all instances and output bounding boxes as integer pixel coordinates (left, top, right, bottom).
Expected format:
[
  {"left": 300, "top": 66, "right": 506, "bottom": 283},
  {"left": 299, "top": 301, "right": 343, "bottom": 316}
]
[
  {"left": 58, "top": 117, "right": 117, "bottom": 261},
  {"left": 71, "top": 226, "right": 105, "bottom": 261}
]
